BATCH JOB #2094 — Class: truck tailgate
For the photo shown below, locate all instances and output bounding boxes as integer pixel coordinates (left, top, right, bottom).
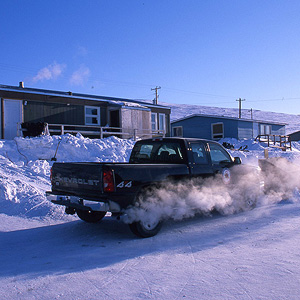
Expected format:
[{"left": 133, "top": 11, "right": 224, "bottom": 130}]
[{"left": 51, "top": 162, "right": 103, "bottom": 198}]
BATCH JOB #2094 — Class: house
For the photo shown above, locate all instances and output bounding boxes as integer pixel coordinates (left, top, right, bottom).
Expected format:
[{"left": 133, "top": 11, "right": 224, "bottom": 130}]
[
  {"left": 0, "top": 83, "right": 171, "bottom": 140},
  {"left": 171, "top": 114, "right": 286, "bottom": 140},
  {"left": 288, "top": 131, "right": 300, "bottom": 141}
]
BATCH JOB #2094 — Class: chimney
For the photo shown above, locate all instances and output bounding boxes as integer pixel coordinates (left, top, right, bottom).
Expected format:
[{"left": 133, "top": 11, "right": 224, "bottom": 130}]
[{"left": 19, "top": 81, "right": 24, "bottom": 88}]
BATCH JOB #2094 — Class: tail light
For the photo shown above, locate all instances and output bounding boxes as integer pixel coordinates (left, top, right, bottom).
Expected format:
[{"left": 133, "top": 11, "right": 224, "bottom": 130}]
[
  {"left": 103, "top": 170, "right": 115, "bottom": 192},
  {"left": 50, "top": 167, "right": 53, "bottom": 181}
]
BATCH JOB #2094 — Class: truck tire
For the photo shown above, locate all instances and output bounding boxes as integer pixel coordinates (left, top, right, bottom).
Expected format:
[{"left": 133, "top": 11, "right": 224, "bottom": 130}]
[
  {"left": 129, "top": 220, "right": 163, "bottom": 238},
  {"left": 76, "top": 209, "right": 106, "bottom": 223}
]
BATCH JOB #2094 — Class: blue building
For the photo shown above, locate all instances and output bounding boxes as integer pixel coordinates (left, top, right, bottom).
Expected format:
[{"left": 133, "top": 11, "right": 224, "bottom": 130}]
[
  {"left": 289, "top": 131, "right": 300, "bottom": 141},
  {"left": 171, "top": 114, "right": 286, "bottom": 140}
]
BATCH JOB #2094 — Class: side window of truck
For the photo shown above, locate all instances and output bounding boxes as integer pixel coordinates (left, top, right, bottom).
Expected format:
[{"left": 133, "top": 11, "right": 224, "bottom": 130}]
[
  {"left": 208, "top": 142, "right": 231, "bottom": 164},
  {"left": 139, "top": 145, "right": 153, "bottom": 159},
  {"left": 190, "top": 142, "right": 208, "bottom": 164}
]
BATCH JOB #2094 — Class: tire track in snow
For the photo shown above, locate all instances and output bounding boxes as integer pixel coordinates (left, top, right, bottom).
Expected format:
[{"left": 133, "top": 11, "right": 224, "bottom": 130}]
[
  {"left": 98, "top": 259, "right": 130, "bottom": 289},
  {"left": 94, "top": 239, "right": 156, "bottom": 298},
  {"left": 174, "top": 229, "right": 197, "bottom": 300}
]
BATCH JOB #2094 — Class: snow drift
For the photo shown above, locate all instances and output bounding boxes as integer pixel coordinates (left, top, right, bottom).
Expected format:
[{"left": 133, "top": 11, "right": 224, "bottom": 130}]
[{"left": 0, "top": 134, "right": 135, "bottom": 218}]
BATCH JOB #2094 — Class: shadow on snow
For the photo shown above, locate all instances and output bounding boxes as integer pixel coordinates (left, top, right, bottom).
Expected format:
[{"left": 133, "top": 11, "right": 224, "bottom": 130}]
[{"left": 0, "top": 201, "right": 299, "bottom": 279}]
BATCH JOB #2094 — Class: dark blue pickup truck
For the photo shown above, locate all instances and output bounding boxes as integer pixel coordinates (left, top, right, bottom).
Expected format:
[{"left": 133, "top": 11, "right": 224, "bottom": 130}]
[{"left": 46, "top": 137, "right": 243, "bottom": 237}]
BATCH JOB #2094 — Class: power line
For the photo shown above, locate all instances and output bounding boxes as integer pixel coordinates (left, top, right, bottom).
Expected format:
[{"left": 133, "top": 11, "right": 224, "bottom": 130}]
[
  {"left": 162, "top": 86, "right": 233, "bottom": 99},
  {"left": 1, "top": 62, "right": 300, "bottom": 106},
  {"left": 174, "top": 96, "right": 300, "bottom": 107},
  {"left": 0, "top": 62, "right": 234, "bottom": 98}
]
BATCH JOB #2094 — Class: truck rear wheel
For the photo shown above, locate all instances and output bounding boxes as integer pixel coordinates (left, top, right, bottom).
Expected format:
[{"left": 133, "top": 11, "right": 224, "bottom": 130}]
[
  {"left": 76, "top": 210, "right": 106, "bottom": 223},
  {"left": 129, "top": 220, "right": 163, "bottom": 238}
]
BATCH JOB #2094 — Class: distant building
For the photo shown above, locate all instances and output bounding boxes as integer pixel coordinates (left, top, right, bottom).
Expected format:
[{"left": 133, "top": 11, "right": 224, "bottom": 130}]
[
  {"left": 288, "top": 131, "right": 300, "bottom": 141},
  {"left": 0, "top": 83, "right": 171, "bottom": 139},
  {"left": 171, "top": 114, "right": 286, "bottom": 140}
]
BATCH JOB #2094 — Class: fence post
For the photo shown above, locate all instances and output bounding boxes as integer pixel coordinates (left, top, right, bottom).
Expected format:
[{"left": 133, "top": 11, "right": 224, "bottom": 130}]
[
  {"left": 133, "top": 129, "right": 137, "bottom": 141},
  {"left": 100, "top": 127, "right": 103, "bottom": 139},
  {"left": 17, "top": 122, "right": 21, "bottom": 137},
  {"left": 61, "top": 125, "right": 64, "bottom": 135},
  {"left": 264, "top": 148, "right": 269, "bottom": 159}
]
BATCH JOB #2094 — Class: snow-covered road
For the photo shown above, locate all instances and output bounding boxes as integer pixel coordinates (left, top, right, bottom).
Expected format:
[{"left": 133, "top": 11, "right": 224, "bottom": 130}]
[{"left": 1, "top": 201, "right": 300, "bottom": 300}]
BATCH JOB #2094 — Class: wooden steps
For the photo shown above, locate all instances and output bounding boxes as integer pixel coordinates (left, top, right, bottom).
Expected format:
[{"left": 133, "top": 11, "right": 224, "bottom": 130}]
[{"left": 255, "top": 134, "right": 292, "bottom": 151}]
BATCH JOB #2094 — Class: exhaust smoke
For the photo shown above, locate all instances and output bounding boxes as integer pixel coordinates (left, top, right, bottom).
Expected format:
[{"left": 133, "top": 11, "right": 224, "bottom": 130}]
[{"left": 124, "top": 158, "right": 300, "bottom": 224}]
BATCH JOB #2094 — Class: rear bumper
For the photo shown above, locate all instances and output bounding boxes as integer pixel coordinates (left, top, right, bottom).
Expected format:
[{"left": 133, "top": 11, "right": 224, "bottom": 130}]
[{"left": 46, "top": 192, "right": 121, "bottom": 212}]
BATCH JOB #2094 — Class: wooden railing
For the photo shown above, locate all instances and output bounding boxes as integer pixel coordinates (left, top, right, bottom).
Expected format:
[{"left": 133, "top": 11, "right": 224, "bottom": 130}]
[
  {"left": 18, "top": 123, "right": 165, "bottom": 141},
  {"left": 255, "top": 134, "right": 292, "bottom": 151}
]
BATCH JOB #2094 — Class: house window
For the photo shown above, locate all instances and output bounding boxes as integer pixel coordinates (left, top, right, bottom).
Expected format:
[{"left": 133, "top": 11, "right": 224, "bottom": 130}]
[
  {"left": 85, "top": 106, "right": 100, "bottom": 125},
  {"left": 173, "top": 126, "right": 183, "bottom": 137},
  {"left": 151, "top": 113, "right": 157, "bottom": 131},
  {"left": 212, "top": 123, "right": 224, "bottom": 139},
  {"left": 159, "top": 113, "right": 166, "bottom": 132},
  {"left": 260, "top": 124, "right": 271, "bottom": 135}
]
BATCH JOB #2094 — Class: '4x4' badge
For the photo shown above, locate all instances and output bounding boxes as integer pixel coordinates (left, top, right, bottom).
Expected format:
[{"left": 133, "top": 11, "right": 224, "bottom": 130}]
[{"left": 117, "top": 181, "right": 132, "bottom": 188}]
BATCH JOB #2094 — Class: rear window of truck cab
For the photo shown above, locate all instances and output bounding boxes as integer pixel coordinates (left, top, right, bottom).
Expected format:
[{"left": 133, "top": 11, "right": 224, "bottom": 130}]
[{"left": 129, "top": 141, "right": 187, "bottom": 164}]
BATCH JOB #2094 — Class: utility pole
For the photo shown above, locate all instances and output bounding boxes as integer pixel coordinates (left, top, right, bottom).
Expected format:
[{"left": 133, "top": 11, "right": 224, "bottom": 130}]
[
  {"left": 236, "top": 98, "right": 245, "bottom": 118},
  {"left": 151, "top": 86, "right": 161, "bottom": 105},
  {"left": 249, "top": 108, "right": 253, "bottom": 119}
]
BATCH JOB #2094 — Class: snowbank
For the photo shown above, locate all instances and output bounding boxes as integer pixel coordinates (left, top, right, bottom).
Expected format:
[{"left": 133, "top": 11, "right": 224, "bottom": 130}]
[
  {"left": 220, "top": 138, "right": 300, "bottom": 164},
  {"left": 0, "top": 134, "right": 135, "bottom": 218}
]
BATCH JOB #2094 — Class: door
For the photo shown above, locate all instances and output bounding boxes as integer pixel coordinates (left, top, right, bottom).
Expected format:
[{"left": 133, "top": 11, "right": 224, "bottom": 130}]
[
  {"left": 188, "top": 141, "right": 214, "bottom": 176},
  {"left": 208, "top": 142, "right": 233, "bottom": 175},
  {"left": 109, "top": 109, "right": 120, "bottom": 134},
  {"left": 109, "top": 109, "right": 120, "bottom": 128},
  {"left": 253, "top": 122, "right": 259, "bottom": 138},
  {"left": 4, "top": 99, "right": 22, "bottom": 139}
]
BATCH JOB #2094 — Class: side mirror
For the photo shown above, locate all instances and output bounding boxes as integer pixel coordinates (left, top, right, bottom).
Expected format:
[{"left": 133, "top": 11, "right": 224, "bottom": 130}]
[{"left": 234, "top": 157, "right": 242, "bottom": 165}]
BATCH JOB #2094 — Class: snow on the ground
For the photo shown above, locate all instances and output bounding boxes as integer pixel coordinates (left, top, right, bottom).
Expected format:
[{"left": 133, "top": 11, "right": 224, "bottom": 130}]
[
  {"left": 2, "top": 202, "right": 300, "bottom": 300},
  {"left": 1, "top": 109, "right": 300, "bottom": 299}
]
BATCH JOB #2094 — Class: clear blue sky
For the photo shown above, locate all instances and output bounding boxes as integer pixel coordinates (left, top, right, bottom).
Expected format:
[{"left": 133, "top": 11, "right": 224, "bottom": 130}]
[{"left": 1, "top": 0, "right": 300, "bottom": 114}]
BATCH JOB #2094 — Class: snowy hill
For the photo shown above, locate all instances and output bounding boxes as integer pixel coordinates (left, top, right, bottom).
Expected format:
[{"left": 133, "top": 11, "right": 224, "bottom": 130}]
[
  {"left": 165, "top": 102, "right": 300, "bottom": 134},
  {"left": 2, "top": 105, "right": 300, "bottom": 299}
]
